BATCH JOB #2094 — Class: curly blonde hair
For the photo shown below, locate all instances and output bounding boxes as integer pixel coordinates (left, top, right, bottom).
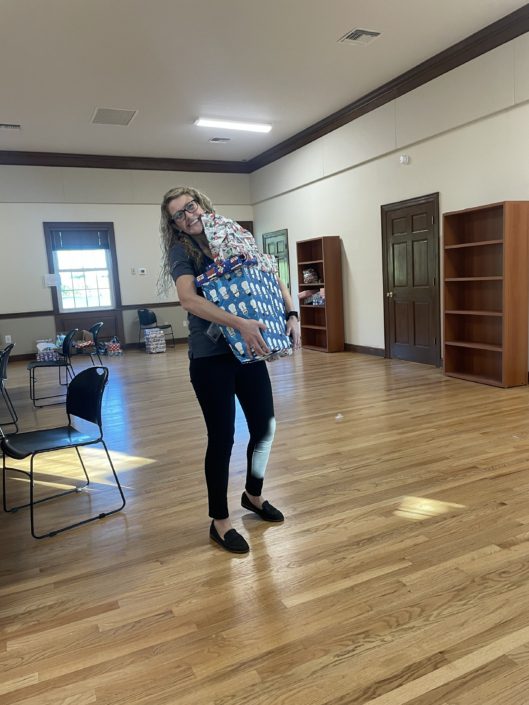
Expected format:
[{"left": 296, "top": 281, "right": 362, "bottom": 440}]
[{"left": 158, "top": 185, "right": 214, "bottom": 296}]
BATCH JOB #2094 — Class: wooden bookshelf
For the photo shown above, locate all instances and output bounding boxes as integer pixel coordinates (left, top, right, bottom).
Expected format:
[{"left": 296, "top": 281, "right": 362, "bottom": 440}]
[
  {"left": 443, "top": 201, "right": 529, "bottom": 387},
  {"left": 296, "top": 236, "right": 344, "bottom": 352}
]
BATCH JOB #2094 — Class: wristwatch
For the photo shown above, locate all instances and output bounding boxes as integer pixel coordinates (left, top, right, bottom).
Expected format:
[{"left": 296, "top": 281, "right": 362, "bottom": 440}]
[{"left": 286, "top": 310, "right": 299, "bottom": 320}]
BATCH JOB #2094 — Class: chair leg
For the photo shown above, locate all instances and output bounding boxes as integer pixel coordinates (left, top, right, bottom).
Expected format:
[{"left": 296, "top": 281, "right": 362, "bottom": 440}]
[
  {"left": 28, "top": 367, "right": 36, "bottom": 405},
  {"left": 90, "top": 350, "right": 103, "bottom": 366},
  {"left": 163, "top": 325, "right": 176, "bottom": 348},
  {"left": 100, "top": 440, "right": 127, "bottom": 513},
  {"left": 29, "top": 366, "right": 72, "bottom": 408},
  {"left": 0, "top": 453, "right": 26, "bottom": 513},
  {"left": 1, "top": 452, "right": 19, "bottom": 512},
  {"left": 24, "top": 444, "right": 126, "bottom": 539},
  {"left": 1, "top": 384, "right": 18, "bottom": 432},
  {"left": 60, "top": 362, "right": 75, "bottom": 386},
  {"left": 75, "top": 446, "right": 91, "bottom": 486},
  {"left": 3, "top": 449, "right": 89, "bottom": 515}
]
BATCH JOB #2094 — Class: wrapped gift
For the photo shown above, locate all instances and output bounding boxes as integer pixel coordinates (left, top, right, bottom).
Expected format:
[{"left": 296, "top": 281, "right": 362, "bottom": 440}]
[
  {"left": 73, "top": 329, "right": 94, "bottom": 350},
  {"left": 36, "top": 339, "right": 60, "bottom": 361},
  {"left": 201, "top": 213, "right": 278, "bottom": 274},
  {"left": 105, "top": 336, "right": 123, "bottom": 356},
  {"left": 36, "top": 349, "right": 60, "bottom": 362},
  {"left": 195, "top": 255, "right": 292, "bottom": 364},
  {"left": 144, "top": 328, "right": 166, "bottom": 354}
]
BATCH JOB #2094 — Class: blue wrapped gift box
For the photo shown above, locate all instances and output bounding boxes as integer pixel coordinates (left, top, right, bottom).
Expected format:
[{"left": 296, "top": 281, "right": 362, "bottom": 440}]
[{"left": 195, "top": 256, "right": 292, "bottom": 364}]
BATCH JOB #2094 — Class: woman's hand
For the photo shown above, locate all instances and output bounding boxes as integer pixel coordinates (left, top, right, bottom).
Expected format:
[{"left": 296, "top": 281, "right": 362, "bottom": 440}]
[
  {"left": 237, "top": 318, "right": 270, "bottom": 357},
  {"left": 286, "top": 317, "right": 301, "bottom": 350},
  {"left": 178, "top": 275, "right": 268, "bottom": 356},
  {"left": 276, "top": 277, "right": 301, "bottom": 351}
]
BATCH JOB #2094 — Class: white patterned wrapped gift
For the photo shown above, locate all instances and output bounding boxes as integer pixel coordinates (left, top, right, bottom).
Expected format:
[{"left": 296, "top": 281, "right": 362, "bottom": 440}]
[{"left": 144, "top": 328, "right": 166, "bottom": 354}]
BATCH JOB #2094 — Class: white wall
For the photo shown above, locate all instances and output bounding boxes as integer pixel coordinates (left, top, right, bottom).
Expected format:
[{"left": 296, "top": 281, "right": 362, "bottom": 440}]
[
  {"left": 0, "top": 169, "right": 252, "bottom": 351},
  {"left": 251, "top": 34, "right": 529, "bottom": 350},
  {"left": 4, "top": 32, "right": 529, "bottom": 355}
]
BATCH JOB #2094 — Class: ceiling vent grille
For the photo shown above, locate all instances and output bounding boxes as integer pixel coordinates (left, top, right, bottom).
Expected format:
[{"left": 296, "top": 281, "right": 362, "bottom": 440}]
[
  {"left": 338, "top": 28, "right": 381, "bottom": 45},
  {"left": 0, "top": 123, "right": 22, "bottom": 130},
  {"left": 209, "top": 137, "right": 231, "bottom": 143},
  {"left": 91, "top": 108, "right": 137, "bottom": 126}
]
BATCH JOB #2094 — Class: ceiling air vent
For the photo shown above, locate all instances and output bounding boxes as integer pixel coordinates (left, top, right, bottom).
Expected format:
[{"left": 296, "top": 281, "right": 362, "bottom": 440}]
[
  {"left": 91, "top": 108, "right": 137, "bottom": 126},
  {"left": 338, "top": 28, "right": 381, "bottom": 45},
  {"left": 209, "top": 137, "right": 231, "bottom": 143},
  {"left": 0, "top": 123, "right": 22, "bottom": 130}
]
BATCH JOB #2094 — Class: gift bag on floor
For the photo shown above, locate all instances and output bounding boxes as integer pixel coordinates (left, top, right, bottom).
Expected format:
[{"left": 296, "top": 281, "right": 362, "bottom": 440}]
[
  {"left": 105, "top": 336, "right": 123, "bottom": 356},
  {"left": 144, "top": 328, "right": 166, "bottom": 354},
  {"left": 195, "top": 256, "right": 292, "bottom": 364}
]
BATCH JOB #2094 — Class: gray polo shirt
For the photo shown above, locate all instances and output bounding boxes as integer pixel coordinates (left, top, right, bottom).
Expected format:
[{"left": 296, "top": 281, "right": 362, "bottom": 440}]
[{"left": 169, "top": 241, "right": 231, "bottom": 359}]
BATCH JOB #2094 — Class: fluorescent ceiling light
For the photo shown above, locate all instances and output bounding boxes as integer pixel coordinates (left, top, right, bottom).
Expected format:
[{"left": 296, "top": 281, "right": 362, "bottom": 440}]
[{"left": 195, "top": 117, "right": 272, "bottom": 133}]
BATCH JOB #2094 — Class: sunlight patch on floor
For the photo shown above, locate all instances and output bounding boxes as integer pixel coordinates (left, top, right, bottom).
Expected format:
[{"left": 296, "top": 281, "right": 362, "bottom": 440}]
[
  {"left": 394, "top": 495, "right": 465, "bottom": 521},
  {"left": 3, "top": 447, "right": 156, "bottom": 490}
]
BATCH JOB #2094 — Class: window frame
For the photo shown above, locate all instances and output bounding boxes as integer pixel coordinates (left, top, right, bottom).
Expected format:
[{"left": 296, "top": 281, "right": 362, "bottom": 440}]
[{"left": 43, "top": 222, "right": 122, "bottom": 315}]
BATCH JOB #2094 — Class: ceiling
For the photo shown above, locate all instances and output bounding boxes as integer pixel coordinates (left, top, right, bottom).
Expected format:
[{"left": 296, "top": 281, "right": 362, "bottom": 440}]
[{"left": 1, "top": 0, "right": 528, "bottom": 167}]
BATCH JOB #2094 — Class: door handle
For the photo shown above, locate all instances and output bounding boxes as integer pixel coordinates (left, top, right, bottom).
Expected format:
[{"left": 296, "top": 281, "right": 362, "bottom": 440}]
[{"left": 386, "top": 291, "right": 393, "bottom": 298}]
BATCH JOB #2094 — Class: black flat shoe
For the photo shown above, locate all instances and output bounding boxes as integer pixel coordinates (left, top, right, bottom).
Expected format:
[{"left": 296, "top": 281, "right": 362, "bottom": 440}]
[
  {"left": 209, "top": 521, "right": 250, "bottom": 553},
  {"left": 241, "top": 492, "right": 284, "bottom": 522}
]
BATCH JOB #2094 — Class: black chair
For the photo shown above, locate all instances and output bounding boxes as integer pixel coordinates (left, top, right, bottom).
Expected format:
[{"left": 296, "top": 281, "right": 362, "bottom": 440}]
[
  {"left": 137, "top": 309, "right": 175, "bottom": 347},
  {"left": 2, "top": 366, "right": 126, "bottom": 539},
  {"left": 0, "top": 343, "right": 18, "bottom": 433},
  {"left": 27, "top": 328, "right": 77, "bottom": 408},
  {"left": 74, "top": 322, "right": 104, "bottom": 365}
]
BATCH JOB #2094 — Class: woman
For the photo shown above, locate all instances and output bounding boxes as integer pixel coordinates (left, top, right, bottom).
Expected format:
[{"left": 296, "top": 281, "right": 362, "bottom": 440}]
[{"left": 160, "top": 186, "right": 301, "bottom": 553}]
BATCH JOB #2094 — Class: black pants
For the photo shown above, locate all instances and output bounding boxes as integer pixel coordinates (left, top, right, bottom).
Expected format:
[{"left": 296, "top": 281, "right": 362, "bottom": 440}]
[{"left": 190, "top": 354, "right": 276, "bottom": 519}]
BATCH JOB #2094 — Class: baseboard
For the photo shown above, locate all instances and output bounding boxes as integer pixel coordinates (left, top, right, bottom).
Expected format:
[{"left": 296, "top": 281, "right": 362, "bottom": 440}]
[
  {"left": 10, "top": 353, "right": 35, "bottom": 362},
  {"left": 344, "top": 343, "right": 385, "bottom": 357},
  {"left": 11, "top": 340, "right": 188, "bottom": 362},
  {"left": 123, "top": 340, "right": 188, "bottom": 350}
]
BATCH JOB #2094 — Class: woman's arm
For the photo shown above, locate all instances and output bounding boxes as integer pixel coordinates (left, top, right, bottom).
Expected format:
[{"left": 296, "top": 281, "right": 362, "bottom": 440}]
[
  {"left": 277, "top": 277, "right": 301, "bottom": 350},
  {"left": 176, "top": 274, "right": 270, "bottom": 356}
]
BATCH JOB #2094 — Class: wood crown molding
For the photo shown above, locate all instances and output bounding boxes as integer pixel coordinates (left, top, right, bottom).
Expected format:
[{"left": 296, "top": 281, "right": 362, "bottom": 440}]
[
  {"left": 0, "top": 6, "right": 528, "bottom": 175},
  {"left": 247, "top": 4, "right": 529, "bottom": 171},
  {"left": 0, "top": 151, "right": 251, "bottom": 173}
]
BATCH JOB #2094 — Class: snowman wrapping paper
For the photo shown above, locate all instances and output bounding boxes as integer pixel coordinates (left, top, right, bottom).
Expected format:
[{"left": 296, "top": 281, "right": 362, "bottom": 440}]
[{"left": 195, "top": 255, "right": 292, "bottom": 364}]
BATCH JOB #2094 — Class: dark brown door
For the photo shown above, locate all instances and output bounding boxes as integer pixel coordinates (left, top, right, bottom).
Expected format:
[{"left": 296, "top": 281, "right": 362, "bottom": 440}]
[{"left": 381, "top": 194, "right": 440, "bottom": 366}]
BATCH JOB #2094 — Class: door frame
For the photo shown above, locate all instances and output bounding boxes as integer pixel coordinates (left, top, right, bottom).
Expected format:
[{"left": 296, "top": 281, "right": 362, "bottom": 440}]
[
  {"left": 262, "top": 229, "right": 291, "bottom": 290},
  {"left": 381, "top": 192, "right": 441, "bottom": 366}
]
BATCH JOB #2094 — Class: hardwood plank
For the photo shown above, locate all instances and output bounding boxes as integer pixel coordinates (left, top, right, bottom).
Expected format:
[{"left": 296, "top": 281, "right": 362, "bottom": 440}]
[{"left": 4, "top": 349, "right": 529, "bottom": 704}]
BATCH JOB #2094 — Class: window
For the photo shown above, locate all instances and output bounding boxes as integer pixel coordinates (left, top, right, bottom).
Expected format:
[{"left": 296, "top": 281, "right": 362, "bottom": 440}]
[
  {"left": 48, "top": 228, "right": 116, "bottom": 313},
  {"left": 55, "top": 249, "right": 114, "bottom": 311}
]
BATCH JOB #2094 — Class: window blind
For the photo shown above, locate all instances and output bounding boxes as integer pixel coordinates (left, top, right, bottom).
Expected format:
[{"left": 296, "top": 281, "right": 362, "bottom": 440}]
[{"left": 51, "top": 230, "right": 109, "bottom": 250}]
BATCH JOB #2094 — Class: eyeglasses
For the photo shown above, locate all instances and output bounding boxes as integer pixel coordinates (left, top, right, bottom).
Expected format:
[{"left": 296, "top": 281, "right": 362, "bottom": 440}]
[{"left": 170, "top": 199, "right": 198, "bottom": 223}]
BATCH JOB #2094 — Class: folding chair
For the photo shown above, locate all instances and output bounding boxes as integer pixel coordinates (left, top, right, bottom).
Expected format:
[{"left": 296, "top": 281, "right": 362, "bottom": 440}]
[
  {"left": 2, "top": 366, "right": 126, "bottom": 539},
  {"left": 74, "top": 322, "right": 104, "bottom": 365},
  {"left": 0, "top": 343, "right": 18, "bottom": 432},
  {"left": 137, "top": 309, "right": 175, "bottom": 347},
  {"left": 27, "top": 328, "right": 77, "bottom": 407}
]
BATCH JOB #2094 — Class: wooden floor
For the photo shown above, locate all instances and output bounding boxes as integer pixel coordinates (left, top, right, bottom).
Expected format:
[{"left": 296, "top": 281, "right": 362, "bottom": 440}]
[{"left": 2, "top": 347, "right": 529, "bottom": 704}]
